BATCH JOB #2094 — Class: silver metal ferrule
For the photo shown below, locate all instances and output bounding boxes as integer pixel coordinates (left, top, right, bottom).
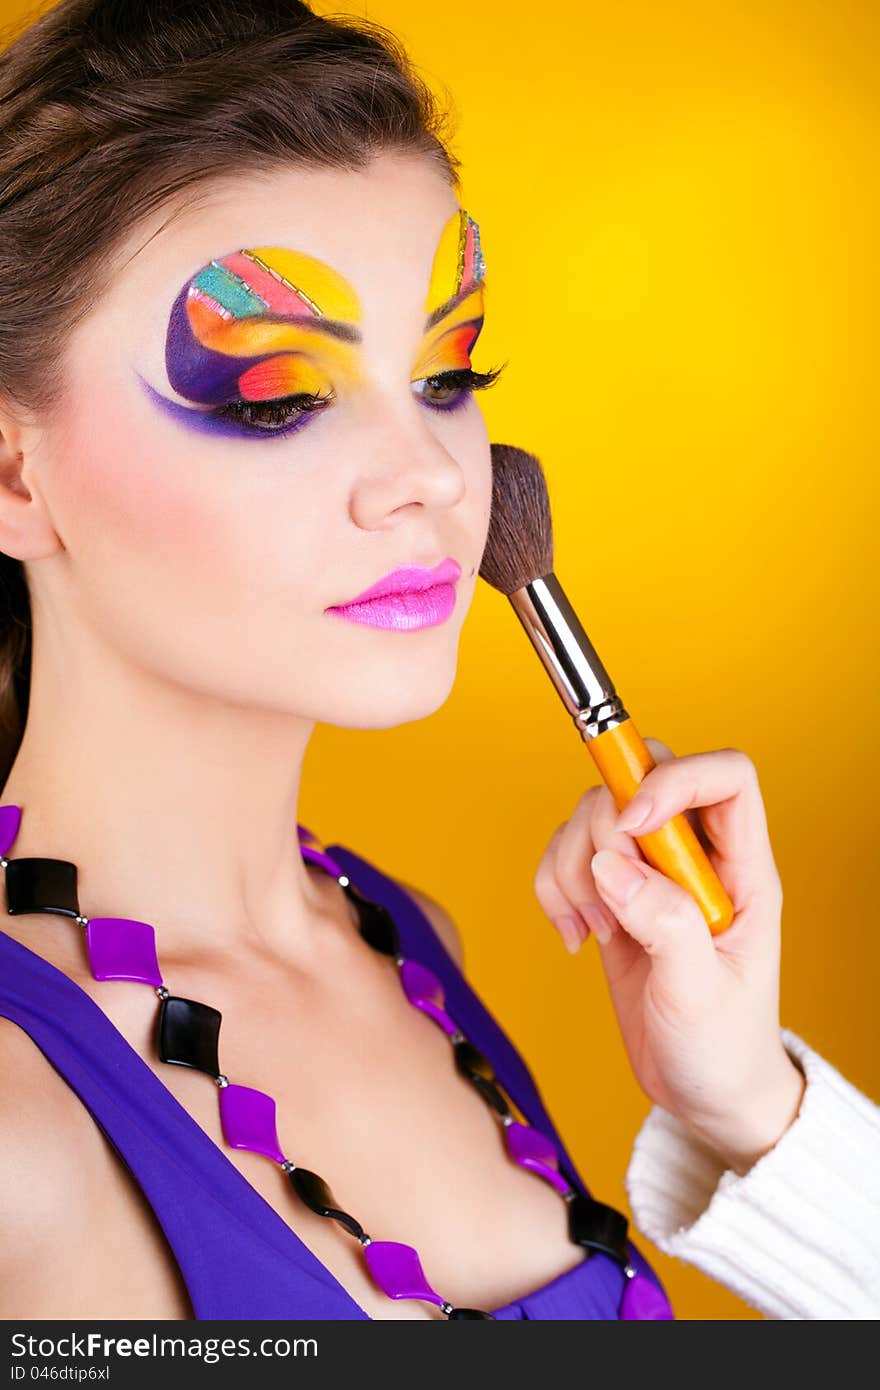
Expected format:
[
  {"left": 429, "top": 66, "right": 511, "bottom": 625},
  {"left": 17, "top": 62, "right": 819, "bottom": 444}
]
[{"left": 508, "top": 574, "right": 629, "bottom": 741}]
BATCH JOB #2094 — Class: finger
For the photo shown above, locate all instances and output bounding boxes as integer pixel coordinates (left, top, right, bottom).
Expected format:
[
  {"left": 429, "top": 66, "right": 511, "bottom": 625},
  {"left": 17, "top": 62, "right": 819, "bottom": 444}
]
[
  {"left": 553, "top": 785, "right": 645, "bottom": 924},
  {"left": 591, "top": 846, "right": 719, "bottom": 997},
  {"left": 535, "top": 787, "right": 645, "bottom": 953},
  {"left": 533, "top": 821, "right": 593, "bottom": 953},
  {"left": 644, "top": 737, "right": 675, "bottom": 762},
  {"left": 553, "top": 789, "right": 647, "bottom": 950},
  {"left": 639, "top": 737, "right": 711, "bottom": 853},
  {"left": 589, "top": 756, "right": 706, "bottom": 973},
  {"left": 614, "top": 745, "right": 781, "bottom": 891}
]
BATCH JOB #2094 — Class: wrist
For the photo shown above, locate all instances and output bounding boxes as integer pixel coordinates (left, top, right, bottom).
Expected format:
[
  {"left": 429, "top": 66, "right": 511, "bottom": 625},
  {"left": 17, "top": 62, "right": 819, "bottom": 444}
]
[{"left": 685, "top": 1051, "right": 807, "bottom": 1177}]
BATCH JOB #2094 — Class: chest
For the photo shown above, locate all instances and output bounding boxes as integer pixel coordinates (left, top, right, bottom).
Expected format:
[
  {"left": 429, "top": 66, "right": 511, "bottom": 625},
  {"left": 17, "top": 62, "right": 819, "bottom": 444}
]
[{"left": 39, "top": 935, "right": 588, "bottom": 1320}]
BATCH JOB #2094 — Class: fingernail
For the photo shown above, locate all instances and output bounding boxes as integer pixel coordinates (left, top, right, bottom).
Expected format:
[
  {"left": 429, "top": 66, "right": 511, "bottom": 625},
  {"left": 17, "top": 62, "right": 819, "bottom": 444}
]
[
  {"left": 616, "top": 796, "right": 653, "bottom": 832},
  {"left": 554, "top": 914, "right": 586, "bottom": 954},
  {"left": 592, "top": 849, "right": 648, "bottom": 905},
  {"left": 583, "top": 902, "right": 616, "bottom": 945}
]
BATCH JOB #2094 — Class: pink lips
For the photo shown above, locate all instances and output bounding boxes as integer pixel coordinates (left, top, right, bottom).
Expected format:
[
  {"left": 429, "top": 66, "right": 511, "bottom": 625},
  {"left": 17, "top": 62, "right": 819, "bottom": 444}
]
[{"left": 327, "top": 557, "right": 462, "bottom": 631}]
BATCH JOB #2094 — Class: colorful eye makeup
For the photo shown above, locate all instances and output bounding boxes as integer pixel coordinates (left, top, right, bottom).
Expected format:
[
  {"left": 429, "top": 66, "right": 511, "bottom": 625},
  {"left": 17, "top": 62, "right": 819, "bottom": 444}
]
[
  {"left": 427, "top": 209, "right": 487, "bottom": 311},
  {"left": 413, "top": 209, "right": 488, "bottom": 384},
  {"left": 137, "top": 245, "right": 364, "bottom": 440},
  {"left": 140, "top": 208, "right": 499, "bottom": 441}
]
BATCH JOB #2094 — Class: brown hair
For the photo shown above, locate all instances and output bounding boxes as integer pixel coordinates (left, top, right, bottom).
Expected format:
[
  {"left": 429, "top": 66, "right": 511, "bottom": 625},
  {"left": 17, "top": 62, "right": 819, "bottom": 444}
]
[{"left": 0, "top": 0, "right": 461, "bottom": 785}]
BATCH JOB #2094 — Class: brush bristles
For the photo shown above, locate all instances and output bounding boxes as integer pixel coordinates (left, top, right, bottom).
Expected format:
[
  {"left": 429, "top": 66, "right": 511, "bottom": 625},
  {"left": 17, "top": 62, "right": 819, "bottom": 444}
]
[{"left": 479, "top": 443, "right": 554, "bottom": 594}]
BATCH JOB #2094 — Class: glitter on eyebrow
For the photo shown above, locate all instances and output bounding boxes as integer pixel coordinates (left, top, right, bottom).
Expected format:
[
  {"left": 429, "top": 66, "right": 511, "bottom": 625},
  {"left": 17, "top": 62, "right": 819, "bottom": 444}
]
[
  {"left": 190, "top": 285, "right": 235, "bottom": 322},
  {"left": 209, "top": 259, "right": 269, "bottom": 309},
  {"left": 239, "top": 248, "right": 324, "bottom": 318},
  {"left": 455, "top": 212, "right": 486, "bottom": 296},
  {"left": 475, "top": 223, "right": 485, "bottom": 276},
  {"left": 191, "top": 260, "right": 269, "bottom": 318},
  {"left": 423, "top": 211, "right": 487, "bottom": 333}
]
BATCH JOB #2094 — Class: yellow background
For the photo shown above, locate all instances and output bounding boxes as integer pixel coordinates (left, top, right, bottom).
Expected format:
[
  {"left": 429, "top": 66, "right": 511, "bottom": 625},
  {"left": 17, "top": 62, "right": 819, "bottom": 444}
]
[
  {"left": 306, "top": 1, "right": 877, "bottom": 1320},
  {"left": 4, "top": 0, "right": 877, "bottom": 1321}
]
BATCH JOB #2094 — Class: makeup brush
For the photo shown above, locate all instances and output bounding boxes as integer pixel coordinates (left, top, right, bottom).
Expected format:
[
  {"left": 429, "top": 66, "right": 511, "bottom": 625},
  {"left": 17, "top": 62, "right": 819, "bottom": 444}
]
[{"left": 479, "top": 442, "right": 734, "bottom": 937}]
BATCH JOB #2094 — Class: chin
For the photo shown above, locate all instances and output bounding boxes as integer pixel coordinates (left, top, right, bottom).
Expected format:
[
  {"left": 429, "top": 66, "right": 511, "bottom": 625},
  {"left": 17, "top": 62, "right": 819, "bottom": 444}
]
[{"left": 324, "top": 661, "right": 459, "bottom": 731}]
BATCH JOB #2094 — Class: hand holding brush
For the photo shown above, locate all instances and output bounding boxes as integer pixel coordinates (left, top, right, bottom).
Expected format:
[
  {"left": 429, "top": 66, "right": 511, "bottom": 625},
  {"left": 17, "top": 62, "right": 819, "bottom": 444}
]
[
  {"left": 478, "top": 442, "right": 735, "bottom": 937},
  {"left": 479, "top": 443, "right": 805, "bottom": 1171}
]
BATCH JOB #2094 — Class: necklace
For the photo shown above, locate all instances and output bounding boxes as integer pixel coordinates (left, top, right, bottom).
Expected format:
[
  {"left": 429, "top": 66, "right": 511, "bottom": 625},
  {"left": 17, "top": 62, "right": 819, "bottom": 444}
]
[{"left": 0, "top": 803, "right": 672, "bottom": 1320}]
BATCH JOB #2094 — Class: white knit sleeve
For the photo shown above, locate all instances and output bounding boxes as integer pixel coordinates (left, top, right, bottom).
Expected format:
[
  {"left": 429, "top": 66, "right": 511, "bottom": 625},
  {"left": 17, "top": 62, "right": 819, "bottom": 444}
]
[{"left": 623, "top": 1027, "right": 880, "bottom": 1319}]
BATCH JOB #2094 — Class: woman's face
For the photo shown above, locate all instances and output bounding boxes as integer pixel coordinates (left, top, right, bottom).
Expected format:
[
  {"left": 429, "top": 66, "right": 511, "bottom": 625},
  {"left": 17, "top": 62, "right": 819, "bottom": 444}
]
[{"left": 30, "top": 154, "right": 497, "bottom": 728}]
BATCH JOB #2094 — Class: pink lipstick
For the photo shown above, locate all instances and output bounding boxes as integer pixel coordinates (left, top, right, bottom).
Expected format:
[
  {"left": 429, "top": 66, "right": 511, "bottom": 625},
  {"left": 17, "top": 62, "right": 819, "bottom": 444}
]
[{"left": 326, "top": 557, "right": 462, "bottom": 631}]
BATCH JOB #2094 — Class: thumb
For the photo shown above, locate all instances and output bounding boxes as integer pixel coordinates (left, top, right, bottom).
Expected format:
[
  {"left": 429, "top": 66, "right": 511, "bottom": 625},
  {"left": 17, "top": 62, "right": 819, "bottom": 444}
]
[{"left": 591, "top": 848, "right": 718, "bottom": 995}]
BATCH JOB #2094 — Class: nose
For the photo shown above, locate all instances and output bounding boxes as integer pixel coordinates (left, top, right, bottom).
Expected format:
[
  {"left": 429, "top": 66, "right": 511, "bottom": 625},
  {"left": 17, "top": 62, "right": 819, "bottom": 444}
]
[{"left": 347, "top": 411, "right": 467, "bottom": 531}]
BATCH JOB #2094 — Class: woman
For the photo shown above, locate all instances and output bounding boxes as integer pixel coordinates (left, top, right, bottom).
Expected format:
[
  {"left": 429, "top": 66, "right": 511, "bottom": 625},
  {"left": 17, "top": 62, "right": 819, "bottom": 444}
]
[{"left": 0, "top": 0, "right": 876, "bottom": 1321}]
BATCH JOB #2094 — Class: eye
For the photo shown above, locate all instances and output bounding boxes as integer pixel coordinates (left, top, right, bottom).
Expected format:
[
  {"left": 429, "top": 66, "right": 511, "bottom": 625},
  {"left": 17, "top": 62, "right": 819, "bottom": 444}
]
[
  {"left": 213, "top": 389, "right": 336, "bottom": 438},
  {"left": 203, "top": 362, "right": 509, "bottom": 440},
  {"left": 413, "top": 364, "right": 508, "bottom": 415}
]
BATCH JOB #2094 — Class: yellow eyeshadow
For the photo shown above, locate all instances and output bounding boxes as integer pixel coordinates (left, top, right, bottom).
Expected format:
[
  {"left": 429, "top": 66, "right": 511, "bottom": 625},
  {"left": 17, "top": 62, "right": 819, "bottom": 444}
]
[
  {"left": 244, "top": 245, "right": 363, "bottom": 323},
  {"left": 215, "top": 317, "right": 363, "bottom": 388},
  {"left": 412, "top": 285, "right": 485, "bottom": 380},
  {"left": 425, "top": 211, "right": 467, "bottom": 317}
]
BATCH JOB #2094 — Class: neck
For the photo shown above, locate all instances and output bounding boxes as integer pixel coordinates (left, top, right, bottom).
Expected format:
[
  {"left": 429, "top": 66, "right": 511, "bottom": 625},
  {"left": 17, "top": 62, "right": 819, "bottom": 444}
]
[{"left": 2, "top": 626, "right": 332, "bottom": 968}]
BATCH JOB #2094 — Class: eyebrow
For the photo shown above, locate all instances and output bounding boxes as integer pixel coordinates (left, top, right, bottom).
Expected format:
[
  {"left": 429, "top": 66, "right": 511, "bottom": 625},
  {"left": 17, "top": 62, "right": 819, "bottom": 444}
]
[
  {"left": 179, "top": 248, "right": 486, "bottom": 360},
  {"left": 195, "top": 252, "right": 363, "bottom": 345},
  {"left": 256, "top": 278, "right": 486, "bottom": 346},
  {"left": 423, "top": 281, "right": 485, "bottom": 335},
  {"left": 267, "top": 315, "right": 361, "bottom": 345}
]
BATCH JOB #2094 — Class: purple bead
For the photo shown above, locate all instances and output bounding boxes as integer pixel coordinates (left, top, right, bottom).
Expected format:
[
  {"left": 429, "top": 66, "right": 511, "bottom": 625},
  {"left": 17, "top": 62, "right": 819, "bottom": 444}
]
[
  {"left": 85, "top": 917, "right": 162, "bottom": 987},
  {"left": 504, "top": 1121, "right": 571, "bottom": 1196},
  {"left": 300, "top": 844, "right": 346, "bottom": 879},
  {"left": 619, "top": 1270, "right": 675, "bottom": 1319},
  {"left": 0, "top": 804, "right": 22, "bottom": 857},
  {"left": 399, "top": 959, "right": 458, "bottom": 1036},
  {"left": 363, "top": 1241, "right": 445, "bottom": 1307},
  {"left": 219, "top": 1083, "right": 286, "bottom": 1164}
]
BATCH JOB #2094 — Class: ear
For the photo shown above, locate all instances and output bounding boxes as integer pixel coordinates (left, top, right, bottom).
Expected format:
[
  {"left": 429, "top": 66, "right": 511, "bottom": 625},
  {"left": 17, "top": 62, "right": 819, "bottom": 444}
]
[{"left": 0, "top": 408, "right": 63, "bottom": 561}]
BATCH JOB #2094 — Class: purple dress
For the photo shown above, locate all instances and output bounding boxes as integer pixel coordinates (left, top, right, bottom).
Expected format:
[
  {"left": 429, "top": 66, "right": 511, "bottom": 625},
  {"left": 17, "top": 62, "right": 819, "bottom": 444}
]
[{"left": 0, "top": 838, "right": 673, "bottom": 1319}]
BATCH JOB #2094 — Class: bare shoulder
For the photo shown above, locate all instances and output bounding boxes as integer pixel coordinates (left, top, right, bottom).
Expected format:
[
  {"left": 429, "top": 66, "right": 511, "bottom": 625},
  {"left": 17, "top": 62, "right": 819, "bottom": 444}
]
[
  {"left": 0, "top": 1017, "right": 92, "bottom": 1301},
  {"left": 396, "top": 881, "right": 464, "bottom": 968}
]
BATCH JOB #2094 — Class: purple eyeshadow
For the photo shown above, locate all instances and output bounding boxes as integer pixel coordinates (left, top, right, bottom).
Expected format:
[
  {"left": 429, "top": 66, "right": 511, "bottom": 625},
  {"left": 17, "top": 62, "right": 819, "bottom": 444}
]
[{"left": 135, "top": 371, "right": 316, "bottom": 442}]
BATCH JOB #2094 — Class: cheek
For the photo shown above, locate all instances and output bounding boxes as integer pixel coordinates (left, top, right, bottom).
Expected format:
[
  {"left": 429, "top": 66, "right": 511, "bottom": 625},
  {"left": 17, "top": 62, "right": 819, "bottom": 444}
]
[
  {"left": 452, "top": 406, "right": 493, "bottom": 538},
  {"left": 473, "top": 437, "right": 493, "bottom": 526},
  {"left": 51, "top": 388, "right": 334, "bottom": 689},
  {"left": 56, "top": 389, "right": 221, "bottom": 554}
]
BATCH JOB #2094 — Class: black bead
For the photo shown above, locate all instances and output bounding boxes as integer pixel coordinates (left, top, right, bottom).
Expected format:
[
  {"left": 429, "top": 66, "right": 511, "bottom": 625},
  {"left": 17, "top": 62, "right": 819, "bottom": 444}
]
[
  {"left": 287, "top": 1167, "right": 364, "bottom": 1239},
  {"left": 448, "top": 1307, "right": 495, "bottom": 1319},
  {"left": 453, "top": 1038, "right": 494, "bottom": 1081},
  {"left": 568, "top": 1193, "right": 630, "bottom": 1263},
  {"left": 468, "top": 1075, "right": 512, "bottom": 1118},
  {"left": 342, "top": 881, "right": 400, "bottom": 956},
  {"left": 157, "top": 996, "right": 222, "bottom": 1078},
  {"left": 452, "top": 1040, "right": 511, "bottom": 1116},
  {"left": 5, "top": 857, "right": 80, "bottom": 919}
]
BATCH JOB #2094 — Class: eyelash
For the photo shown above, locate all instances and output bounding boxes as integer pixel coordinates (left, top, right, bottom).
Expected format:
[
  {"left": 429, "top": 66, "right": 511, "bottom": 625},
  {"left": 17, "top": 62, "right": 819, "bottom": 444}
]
[{"left": 214, "top": 364, "right": 508, "bottom": 439}]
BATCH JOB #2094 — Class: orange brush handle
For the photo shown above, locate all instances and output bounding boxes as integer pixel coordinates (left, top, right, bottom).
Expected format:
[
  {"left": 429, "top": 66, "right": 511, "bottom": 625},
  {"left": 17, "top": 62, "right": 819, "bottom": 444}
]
[{"left": 586, "top": 718, "right": 735, "bottom": 936}]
